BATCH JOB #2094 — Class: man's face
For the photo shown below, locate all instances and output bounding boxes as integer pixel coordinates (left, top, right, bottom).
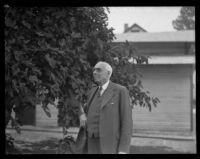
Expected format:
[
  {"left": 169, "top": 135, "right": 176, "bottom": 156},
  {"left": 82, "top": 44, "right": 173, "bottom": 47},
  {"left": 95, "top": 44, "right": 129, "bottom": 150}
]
[{"left": 93, "top": 63, "right": 109, "bottom": 85}]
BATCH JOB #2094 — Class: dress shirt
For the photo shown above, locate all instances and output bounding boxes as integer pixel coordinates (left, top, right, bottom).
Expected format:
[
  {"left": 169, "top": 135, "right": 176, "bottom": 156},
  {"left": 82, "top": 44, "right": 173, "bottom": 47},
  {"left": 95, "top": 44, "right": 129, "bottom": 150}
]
[{"left": 99, "top": 80, "right": 109, "bottom": 96}]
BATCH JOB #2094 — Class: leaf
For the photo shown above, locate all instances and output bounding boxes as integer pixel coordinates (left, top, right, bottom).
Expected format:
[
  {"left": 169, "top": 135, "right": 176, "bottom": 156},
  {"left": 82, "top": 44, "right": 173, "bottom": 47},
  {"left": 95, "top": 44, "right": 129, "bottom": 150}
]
[
  {"left": 54, "top": 10, "right": 66, "bottom": 19},
  {"left": 97, "top": 38, "right": 103, "bottom": 50},
  {"left": 61, "top": 27, "right": 68, "bottom": 34},
  {"left": 22, "top": 20, "right": 31, "bottom": 29},
  {"left": 29, "top": 75, "right": 39, "bottom": 84},
  {"left": 59, "top": 39, "right": 66, "bottom": 47},
  {"left": 71, "top": 32, "right": 81, "bottom": 38},
  {"left": 35, "top": 31, "right": 44, "bottom": 36},
  {"left": 5, "top": 17, "right": 16, "bottom": 28},
  {"left": 12, "top": 80, "right": 19, "bottom": 93},
  {"left": 43, "top": 32, "right": 54, "bottom": 38},
  {"left": 45, "top": 54, "right": 56, "bottom": 68},
  {"left": 42, "top": 105, "right": 51, "bottom": 118},
  {"left": 32, "top": 67, "right": 42, "bottom": 75},
  {"left": 13, "top": 51, "right": 23, "bottom": 61},
  {"left": 50, "top": 72, "right": 56, "bottom": 81}
]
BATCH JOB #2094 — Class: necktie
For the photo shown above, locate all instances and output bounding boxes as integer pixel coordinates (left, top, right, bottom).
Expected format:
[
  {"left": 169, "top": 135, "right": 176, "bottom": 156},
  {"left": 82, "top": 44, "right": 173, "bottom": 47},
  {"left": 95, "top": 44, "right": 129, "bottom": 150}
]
[{"left": 98, "top": 86, "right": 103, "bottom": 97}]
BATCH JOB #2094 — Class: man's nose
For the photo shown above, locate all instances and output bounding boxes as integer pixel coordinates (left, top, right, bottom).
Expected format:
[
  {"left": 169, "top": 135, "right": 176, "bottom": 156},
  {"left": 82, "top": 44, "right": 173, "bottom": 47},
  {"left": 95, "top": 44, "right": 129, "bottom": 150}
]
[{"left": 93, "top": 70, "right": 97, "bottom": 74}]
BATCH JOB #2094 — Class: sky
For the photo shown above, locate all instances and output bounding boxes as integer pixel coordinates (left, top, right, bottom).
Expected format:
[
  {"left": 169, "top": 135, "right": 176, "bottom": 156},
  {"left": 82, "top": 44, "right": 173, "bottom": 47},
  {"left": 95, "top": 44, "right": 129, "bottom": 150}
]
[{"left": 107, "top": 7, "right": 182, "bottom": 34}]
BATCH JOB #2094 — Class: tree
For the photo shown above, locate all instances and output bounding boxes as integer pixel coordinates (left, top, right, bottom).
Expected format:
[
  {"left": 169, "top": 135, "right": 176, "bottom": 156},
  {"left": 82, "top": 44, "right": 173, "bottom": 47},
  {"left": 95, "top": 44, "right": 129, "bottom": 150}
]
[
  {"left": 5, "top": 6, "right": 159, "bottom": 142},
  {"left": 172, "top": 7, "right": 195, "bottom": 30}
]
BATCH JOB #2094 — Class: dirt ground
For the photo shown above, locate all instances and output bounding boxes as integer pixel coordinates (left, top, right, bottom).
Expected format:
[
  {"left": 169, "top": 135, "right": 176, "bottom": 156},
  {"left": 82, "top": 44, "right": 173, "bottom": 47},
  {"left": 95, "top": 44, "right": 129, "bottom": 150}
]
[{"left": 6, "top": 128, "right": 196, "bottom": 154}]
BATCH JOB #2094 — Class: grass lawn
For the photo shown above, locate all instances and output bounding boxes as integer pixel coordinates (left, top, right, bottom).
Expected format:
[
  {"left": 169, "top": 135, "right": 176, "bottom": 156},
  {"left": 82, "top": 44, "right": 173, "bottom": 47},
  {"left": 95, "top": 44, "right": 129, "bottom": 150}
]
[
  {"left": 6, "top": 129, "right": 195, "bottom": 154},
  {"left": 12, "top": 137, "right": 187, "bottom": 154}
]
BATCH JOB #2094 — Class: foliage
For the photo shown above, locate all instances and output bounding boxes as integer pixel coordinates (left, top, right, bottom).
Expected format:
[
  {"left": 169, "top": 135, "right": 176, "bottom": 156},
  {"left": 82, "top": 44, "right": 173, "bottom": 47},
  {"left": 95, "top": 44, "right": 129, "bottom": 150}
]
[
  {"left": 106, "top": 41, "right": 160, "bottom": 111},
  {"left": 5, "top": 6, "right": 159, "bottom": 134},
  {"left": 6, "top": 133, "right": 20, "bottom": 154},
  {"left": 56, "top": 136, "right": 76, "bottom": 154},
  {"left": 172, "top": 7, "right": 195, "bottom": 30}
]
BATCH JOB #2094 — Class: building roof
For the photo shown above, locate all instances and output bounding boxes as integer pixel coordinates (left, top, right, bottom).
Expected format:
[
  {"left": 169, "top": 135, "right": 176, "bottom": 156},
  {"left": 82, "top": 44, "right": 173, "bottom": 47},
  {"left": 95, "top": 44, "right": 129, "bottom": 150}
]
[
  {"left": 129, "top": 55, "right": 195, "bottom": 64},
  {"left": 147, "top": 56, "right": 195, "bottom": 64},
  {"left": 124, "top": 23, "right": 147, "bottom": 33},
  {"left": 114, "top": 30, "right": 195, "bottom": 42}
]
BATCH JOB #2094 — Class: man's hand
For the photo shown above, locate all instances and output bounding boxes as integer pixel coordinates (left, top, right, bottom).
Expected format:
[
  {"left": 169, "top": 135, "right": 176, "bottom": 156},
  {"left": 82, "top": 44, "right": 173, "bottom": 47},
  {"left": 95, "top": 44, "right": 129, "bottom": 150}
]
[{"left": 79, "top": 113, "right": 87, "bottom": 127}]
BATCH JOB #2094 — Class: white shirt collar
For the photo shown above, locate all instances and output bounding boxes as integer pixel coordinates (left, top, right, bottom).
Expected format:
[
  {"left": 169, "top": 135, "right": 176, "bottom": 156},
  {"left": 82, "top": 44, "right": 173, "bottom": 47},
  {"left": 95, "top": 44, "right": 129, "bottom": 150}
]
[{"left": 100, "top": 80, "right": 110, "bottom": 92}]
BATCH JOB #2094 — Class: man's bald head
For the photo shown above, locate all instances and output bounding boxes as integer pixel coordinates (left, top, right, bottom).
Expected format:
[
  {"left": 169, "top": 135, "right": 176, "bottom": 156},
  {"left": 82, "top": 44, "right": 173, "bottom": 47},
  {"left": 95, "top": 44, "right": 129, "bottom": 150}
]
[
  {"left": 95, "top": 61, "right": 112, "bottom": 77},
  {"left": 93, "top": 61, "right": 113, "bottom": 85}
]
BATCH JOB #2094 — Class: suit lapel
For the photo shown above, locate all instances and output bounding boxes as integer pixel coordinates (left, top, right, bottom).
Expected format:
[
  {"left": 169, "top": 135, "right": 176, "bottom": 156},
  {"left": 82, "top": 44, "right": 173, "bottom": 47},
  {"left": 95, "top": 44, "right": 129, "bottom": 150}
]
[
  {"left": 86, "top": 86, "right": 98, "bottom": 112},
  {"left": 101, "top": 81, "right": 115, "bottom": 110}
]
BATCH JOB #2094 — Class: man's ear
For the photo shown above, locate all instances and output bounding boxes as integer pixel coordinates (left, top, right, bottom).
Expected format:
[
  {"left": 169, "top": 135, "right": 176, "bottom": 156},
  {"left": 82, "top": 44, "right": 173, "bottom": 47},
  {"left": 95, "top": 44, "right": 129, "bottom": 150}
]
[{"left": 107, "top": 71, "right": 112, "bottom": 78}]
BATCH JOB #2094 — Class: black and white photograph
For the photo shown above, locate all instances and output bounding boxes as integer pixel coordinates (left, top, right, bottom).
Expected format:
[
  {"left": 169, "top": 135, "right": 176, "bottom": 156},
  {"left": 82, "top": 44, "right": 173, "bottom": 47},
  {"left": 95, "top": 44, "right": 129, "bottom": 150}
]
[{"left": 5, "top": 6, "right": 196, "bottom": 154}]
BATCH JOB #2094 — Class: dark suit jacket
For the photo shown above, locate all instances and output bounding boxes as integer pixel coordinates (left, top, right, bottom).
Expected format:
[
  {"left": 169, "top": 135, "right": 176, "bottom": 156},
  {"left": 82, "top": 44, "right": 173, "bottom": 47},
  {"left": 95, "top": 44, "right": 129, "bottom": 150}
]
[{"left": 84, "top": 81, "right": 133, "bottom": 154}]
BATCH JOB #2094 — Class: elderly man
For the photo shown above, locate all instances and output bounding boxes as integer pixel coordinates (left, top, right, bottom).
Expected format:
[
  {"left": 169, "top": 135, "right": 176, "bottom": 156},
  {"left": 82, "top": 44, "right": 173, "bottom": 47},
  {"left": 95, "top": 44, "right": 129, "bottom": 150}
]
[{"left": 79, "top": 61, "right": 133, "bottom": 154}]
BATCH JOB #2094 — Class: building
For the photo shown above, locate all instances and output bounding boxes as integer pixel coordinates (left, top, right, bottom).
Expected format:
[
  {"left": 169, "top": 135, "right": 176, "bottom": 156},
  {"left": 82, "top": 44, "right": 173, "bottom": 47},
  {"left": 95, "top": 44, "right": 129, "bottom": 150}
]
[
  {"left": 124, "top": 23, "right": 147, "bottom": 33},
  {"left": 114, "top": 29, "right": 195, "bottom": 135}
]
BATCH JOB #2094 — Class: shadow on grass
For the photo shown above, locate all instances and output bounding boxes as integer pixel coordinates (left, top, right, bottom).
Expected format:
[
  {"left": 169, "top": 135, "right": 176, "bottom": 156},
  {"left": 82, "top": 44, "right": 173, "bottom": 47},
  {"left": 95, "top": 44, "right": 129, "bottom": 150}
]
[
  {"left": 14, "top": 138, "right": 188, "bottom": 154},
  {"left": 130, "top": 145, "right": 185, "bottom": 154},
  {"left": 15, "top": 138, "right": 59, "bottom": 154}
]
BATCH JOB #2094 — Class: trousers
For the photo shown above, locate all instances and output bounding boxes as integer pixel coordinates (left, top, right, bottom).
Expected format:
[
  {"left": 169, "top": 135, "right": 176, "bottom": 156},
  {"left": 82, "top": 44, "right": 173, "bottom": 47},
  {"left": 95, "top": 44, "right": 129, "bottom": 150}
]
[{"left": 87, "top": 134, "right": 102, "bottom": 154}]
